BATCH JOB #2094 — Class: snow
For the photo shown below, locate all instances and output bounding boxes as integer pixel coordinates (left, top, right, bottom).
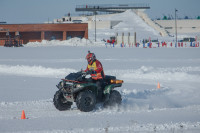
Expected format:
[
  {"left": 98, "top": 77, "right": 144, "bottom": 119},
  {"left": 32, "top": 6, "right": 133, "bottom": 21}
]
[
  {"left": 1, "top": 11, "right": 200, "bottom": 133},
  {"left": 0, "top": 46, "right": 200, "bottom": 133}
]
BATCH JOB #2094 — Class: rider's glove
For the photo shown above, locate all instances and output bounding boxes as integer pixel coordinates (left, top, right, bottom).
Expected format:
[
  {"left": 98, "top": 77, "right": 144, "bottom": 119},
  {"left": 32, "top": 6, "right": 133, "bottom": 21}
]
[
  {"left": 86, "top": 70, "right": 92, "bottom": 74},
  {"left": 91, "top": 70, "right": 97, "bottom": 74}
]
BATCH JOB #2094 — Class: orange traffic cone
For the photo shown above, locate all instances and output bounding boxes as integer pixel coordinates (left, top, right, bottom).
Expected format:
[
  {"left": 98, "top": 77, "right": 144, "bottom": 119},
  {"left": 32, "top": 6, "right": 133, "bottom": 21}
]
[
  {"left": 157, "top": 82, "right": 160, "bottom": 89},
  {"left": 21, "top": 110, "right": 26, "bottom": 119}
]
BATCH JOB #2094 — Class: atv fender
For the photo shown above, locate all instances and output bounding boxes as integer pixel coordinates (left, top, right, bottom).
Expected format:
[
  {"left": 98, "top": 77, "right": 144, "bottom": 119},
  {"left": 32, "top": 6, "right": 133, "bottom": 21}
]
[
  {"left": 80, "top": 83, "right": 98, "bottom": 96},
  {"left": 104, "top": 84, "right": 114, "bottom": 95}
]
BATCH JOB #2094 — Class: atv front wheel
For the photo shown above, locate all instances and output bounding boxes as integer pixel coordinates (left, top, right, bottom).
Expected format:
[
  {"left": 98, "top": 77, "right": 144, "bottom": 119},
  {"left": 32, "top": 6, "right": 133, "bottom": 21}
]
[
  {"left": 104, "top": 90, "right": 122, "bottom": 108},
  {"left": 53, "top": 90, "right": 72, "bottom": 111},
  {"left": 76, "top": 90, "right": 96, "bottom": 112}
]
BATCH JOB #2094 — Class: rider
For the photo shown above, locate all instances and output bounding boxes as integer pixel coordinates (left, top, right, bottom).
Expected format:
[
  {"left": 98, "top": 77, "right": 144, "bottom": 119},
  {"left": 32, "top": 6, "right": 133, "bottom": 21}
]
[{"left": 84, "top": 51, "right": 108, "bottom": 101}]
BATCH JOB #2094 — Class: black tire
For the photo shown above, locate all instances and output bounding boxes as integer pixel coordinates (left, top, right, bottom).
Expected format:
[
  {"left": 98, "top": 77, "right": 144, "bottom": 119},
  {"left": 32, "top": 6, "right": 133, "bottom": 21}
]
[
  {"left": 76, "top": 90, "right": 96, "bottom": 112},
  {"left": 104, "top": 90, "right": 122, "bottom": 108},
  {"left": 53, "top": 90, "right": 72, "bottom": 111}
]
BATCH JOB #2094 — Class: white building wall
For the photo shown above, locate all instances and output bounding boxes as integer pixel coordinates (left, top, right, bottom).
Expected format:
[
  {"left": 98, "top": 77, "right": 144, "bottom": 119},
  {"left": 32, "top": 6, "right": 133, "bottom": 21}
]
[
  {"left": 87, "top": 21, "right": 111, "bottom": 29},
  {"left": 155, "top": 20, "right": 200, "bottom": 33}
]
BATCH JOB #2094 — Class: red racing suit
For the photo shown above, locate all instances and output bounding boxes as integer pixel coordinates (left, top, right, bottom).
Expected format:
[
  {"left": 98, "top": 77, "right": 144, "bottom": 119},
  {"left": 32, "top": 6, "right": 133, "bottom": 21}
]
[{"left": 85, "top": 59, "right": 105, "bottom": 80}]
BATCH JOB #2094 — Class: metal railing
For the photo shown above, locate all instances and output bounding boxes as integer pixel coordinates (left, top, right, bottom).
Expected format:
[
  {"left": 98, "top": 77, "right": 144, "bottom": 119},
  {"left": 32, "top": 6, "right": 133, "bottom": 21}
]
[
  {"left": 76, "top": 3, "right": 150, "bottom": 9},
  {"left": 76, "top": 3, "right": 150, "bottom": 13}
]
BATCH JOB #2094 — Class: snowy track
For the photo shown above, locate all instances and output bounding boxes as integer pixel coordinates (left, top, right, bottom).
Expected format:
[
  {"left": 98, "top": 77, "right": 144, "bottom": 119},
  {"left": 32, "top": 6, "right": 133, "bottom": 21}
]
[
  {"left": 1, "top": 64, "right": 200, "bottom": 82},
  {"left": 0, "top": 46, "right": 200, "bottom": 132},
  {"left": 0, "top": 99, "right": 200, "bottom": 133}
]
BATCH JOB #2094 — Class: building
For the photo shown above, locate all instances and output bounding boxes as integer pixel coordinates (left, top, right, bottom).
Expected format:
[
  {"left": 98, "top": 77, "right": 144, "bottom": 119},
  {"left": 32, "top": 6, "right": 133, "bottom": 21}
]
[
  {"left": 0, "top": 23, "right": 88, "bottom": 46},
  {"left": 53, "top": 4, "right": 150, "bottom": 30},
  {"left": 154, "top": 19, "right": 200, "bottom": 34}
]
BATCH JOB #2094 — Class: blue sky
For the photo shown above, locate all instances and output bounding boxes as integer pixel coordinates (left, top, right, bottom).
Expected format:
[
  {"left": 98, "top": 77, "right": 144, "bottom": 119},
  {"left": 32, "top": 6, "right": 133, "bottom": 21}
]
[{"left": 0, "top": 0, "right": 199, "bottom": 23}]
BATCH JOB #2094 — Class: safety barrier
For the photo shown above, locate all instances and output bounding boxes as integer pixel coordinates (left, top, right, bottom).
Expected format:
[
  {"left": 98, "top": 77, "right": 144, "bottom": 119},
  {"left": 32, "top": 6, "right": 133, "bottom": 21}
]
[{"left": 105, "top": 41, "right": 200, "bottom": 48}]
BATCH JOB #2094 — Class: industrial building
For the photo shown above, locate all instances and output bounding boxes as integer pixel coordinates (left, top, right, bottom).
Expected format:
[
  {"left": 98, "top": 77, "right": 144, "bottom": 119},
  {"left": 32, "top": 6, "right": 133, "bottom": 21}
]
[{"left": 0, "top": 23, "right": 88, "bottom": 46}]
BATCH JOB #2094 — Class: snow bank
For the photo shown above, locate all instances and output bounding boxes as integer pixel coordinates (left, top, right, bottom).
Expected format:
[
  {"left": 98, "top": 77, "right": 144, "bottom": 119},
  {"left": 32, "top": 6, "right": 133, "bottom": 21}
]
[
  {"left": 25, "top": 38, "right": 105, "bottom": 47},
  {"left": 1, "top": 64, "right": 199, "bottom": 83},
  {"left": 0, "top": 64, "right": 76, "bottom": 78},
  {"left": 113, "top": 66, "right": 200, "bottom": 83}
]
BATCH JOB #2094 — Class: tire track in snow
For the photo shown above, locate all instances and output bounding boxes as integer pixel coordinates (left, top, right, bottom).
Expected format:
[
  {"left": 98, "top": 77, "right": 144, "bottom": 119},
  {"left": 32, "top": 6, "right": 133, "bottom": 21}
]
[
  {"left": 0, "top": 99, "right": 80, "bottom": 120},
  {"left": 1, "top": 98, "right": 200, "bottom": 133}
]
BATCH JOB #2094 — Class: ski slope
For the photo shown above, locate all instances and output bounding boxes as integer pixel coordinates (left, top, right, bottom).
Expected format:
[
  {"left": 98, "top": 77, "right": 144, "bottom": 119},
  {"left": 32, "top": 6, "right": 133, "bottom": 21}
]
[
  {"left": 89, "top": 10, "right": 162, "bottom": 41},
  {"left": 0, "top": 46, "right": 200, "bottom": 133}
]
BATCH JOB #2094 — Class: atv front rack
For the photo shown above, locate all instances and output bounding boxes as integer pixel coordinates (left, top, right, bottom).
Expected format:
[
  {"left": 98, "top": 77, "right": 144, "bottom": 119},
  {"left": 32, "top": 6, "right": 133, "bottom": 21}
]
[{"left": 62, "top": 79, "right": 86, "bottom": 84}]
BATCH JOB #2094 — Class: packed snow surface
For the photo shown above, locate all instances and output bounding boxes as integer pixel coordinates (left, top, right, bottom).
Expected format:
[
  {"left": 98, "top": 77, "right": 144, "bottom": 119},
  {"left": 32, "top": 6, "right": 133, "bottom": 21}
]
[{"left": 0, "top": 46, "right": 200, "bottom": 133}]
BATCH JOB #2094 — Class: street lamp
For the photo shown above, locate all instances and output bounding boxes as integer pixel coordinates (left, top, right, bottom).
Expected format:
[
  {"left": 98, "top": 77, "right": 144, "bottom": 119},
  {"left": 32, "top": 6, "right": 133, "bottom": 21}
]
[{"left": 175, "top": 8, "right": 178, "bottom": 46}]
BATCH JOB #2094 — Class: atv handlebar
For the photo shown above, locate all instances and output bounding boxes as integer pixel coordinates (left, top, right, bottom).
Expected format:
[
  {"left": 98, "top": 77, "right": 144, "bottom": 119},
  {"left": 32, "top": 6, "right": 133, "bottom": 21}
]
[
  {"left": 81, "top": 70, "right": 96, "bottom": 76},
  {"left": 80, "top": 71, "right": 87, "bottom": 77}
]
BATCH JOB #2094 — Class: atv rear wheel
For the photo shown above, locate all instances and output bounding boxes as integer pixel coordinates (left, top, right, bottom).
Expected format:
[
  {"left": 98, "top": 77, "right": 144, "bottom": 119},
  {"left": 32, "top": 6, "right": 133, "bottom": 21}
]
[
  {"left": 104, "top": 90, "right": 122, "bottom": 108},
  {"left": 53, "top": 90, "right": 72, "bottom": 111},
  {"left": 76, "top": 90, "right": 96, "bottom": 112}
]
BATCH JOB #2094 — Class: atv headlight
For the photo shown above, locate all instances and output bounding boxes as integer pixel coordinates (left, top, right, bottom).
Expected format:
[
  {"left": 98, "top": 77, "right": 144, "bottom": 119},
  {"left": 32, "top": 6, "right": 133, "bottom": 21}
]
[{"left": 76, "top": 84, "right": 81, "bottom": 88}]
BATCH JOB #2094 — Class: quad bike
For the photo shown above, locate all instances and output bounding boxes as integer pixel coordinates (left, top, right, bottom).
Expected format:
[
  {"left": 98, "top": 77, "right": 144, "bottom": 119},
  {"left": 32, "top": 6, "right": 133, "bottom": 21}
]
[{"left": 53, "top": 71, "right": 123, "bottom": 112}]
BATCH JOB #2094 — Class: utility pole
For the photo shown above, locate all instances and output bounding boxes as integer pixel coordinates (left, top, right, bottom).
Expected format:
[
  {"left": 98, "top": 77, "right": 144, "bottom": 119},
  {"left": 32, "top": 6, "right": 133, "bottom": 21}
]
[{"left": 175, "top": 9, "right": 178, "bottom": 46}]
